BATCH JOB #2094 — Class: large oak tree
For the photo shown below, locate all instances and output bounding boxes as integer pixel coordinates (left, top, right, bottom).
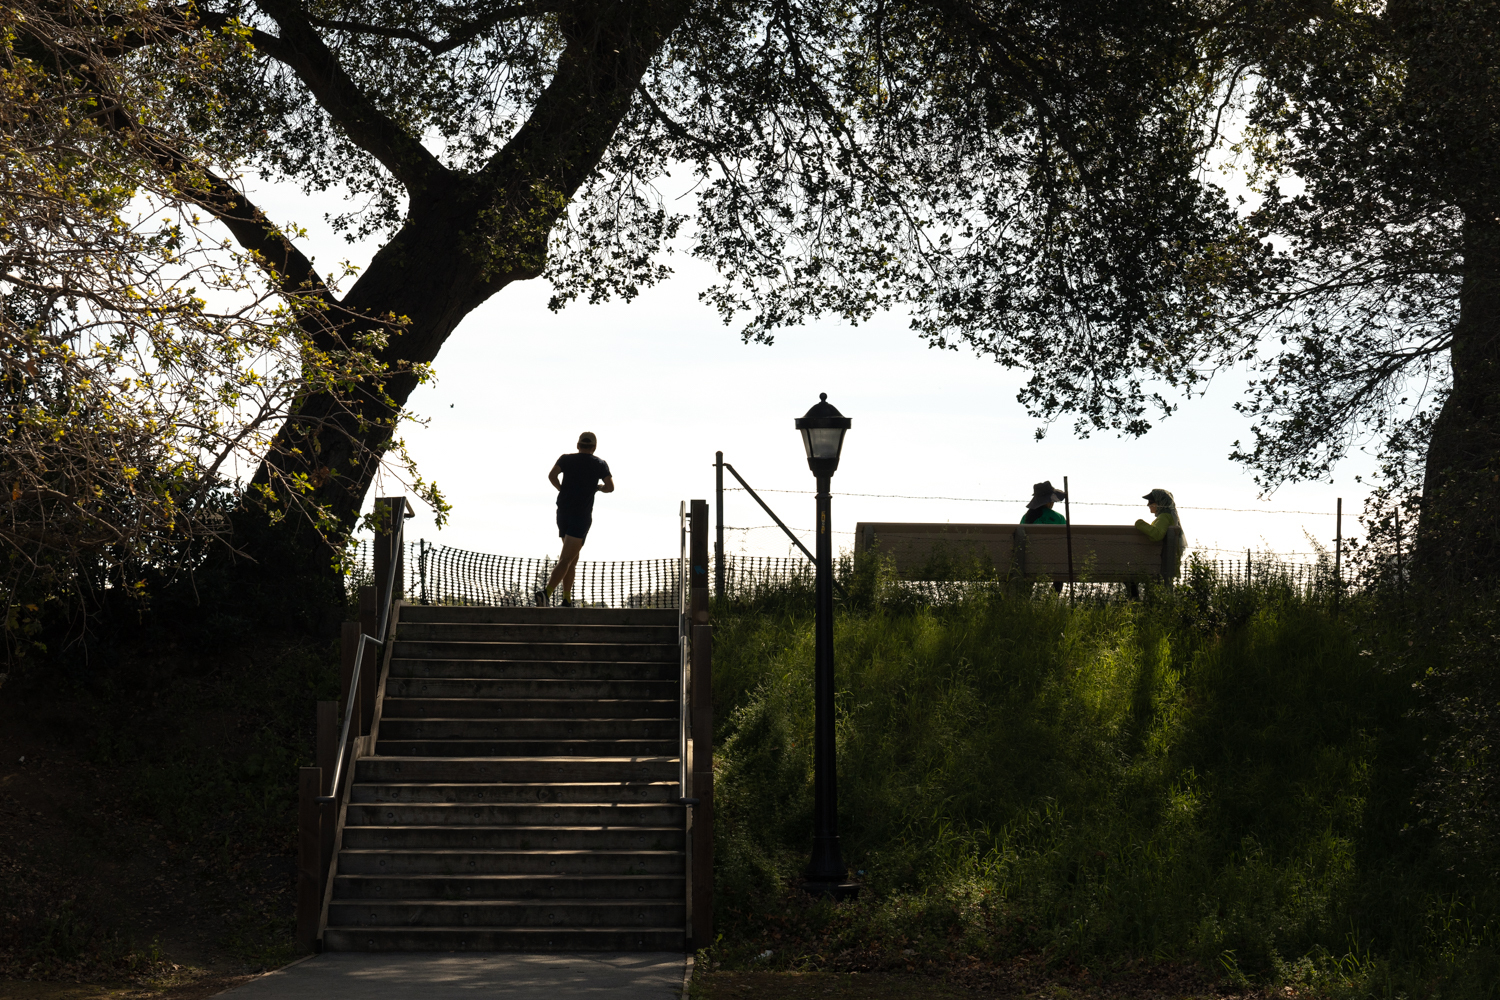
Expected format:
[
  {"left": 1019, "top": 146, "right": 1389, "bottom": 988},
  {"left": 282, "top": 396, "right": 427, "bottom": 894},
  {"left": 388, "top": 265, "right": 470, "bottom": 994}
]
[{"left": 20, "top": 0, "right": 1249, "bottom": 615}]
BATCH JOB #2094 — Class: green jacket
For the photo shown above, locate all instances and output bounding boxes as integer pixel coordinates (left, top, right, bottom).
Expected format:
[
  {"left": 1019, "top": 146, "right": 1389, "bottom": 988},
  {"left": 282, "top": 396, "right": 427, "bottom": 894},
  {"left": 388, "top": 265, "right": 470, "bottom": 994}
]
[
  {"left": 1023, "top": 508, "right": 1067, "bottom": 525},
  {"left": 1134, "top": 511, "right": 1176, "bottom": 541},
  {"left": 1135, "top": 511, "right": 1188, "bottom": 575}
]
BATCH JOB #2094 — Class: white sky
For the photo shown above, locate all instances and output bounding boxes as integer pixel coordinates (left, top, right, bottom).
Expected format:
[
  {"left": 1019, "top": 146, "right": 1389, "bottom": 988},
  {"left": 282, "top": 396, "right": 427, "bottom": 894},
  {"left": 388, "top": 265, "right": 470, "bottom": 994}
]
[{"left": 249, "top": 180, "right": 1377, "bottom": 568}]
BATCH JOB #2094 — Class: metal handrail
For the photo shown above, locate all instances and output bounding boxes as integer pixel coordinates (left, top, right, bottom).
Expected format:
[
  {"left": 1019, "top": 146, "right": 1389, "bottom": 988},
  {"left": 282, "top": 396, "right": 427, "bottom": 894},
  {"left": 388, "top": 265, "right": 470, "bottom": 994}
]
[
  {"left": 318, "top": 505, "right": 408, "bottom": 804},
  {"left": 677, "top": 501, "right": 698, "bottom": 807}
]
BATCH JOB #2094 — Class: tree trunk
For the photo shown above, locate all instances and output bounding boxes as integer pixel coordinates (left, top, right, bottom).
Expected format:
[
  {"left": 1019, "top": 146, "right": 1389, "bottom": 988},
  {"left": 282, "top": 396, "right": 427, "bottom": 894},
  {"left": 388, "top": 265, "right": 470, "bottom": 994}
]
[
  {"left": 208, "top": 1, "right": 689, "bottom": 628},
  {"left": 1420, "top": 209, "right": 1500, "bottom": 584}
]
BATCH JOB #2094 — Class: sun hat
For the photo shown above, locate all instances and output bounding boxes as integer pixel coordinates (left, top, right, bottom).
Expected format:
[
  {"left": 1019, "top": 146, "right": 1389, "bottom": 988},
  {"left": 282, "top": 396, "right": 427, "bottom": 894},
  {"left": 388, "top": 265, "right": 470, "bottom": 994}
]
[
  {"left": 1142, "top": 488, "right": 1176, "bottom": 508},
  {"left": 1027, "top": 480, "right": 1067, "bottom": 510}
]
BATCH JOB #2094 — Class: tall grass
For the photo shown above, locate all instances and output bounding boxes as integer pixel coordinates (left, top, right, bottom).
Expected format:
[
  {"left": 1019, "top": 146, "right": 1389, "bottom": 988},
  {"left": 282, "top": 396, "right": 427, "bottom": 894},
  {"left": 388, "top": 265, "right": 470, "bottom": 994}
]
[{"left": 709, "top": 564, "right": 1500, "bottom": 996}]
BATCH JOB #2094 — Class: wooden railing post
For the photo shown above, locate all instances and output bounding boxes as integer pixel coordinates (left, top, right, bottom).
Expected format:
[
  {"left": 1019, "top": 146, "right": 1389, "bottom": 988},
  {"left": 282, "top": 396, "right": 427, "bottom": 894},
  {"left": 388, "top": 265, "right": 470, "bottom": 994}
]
[
  {"left": 316, "top": 701, "right": 337, "bottom": 893},
  {"left": 372, "top": 496, "right": 406, "bottom": 608},
  {"left": 340, "top": 622, "right": 363, "bottom": 739},
  {"left": 357, "top": 586, "right": 379, "bottom": 736},
  {"left": 689, "top": 499, "right": 713, "bottom": 948},
  {"left": 297, "top": 766, "right": 322, "bottom": 951}
]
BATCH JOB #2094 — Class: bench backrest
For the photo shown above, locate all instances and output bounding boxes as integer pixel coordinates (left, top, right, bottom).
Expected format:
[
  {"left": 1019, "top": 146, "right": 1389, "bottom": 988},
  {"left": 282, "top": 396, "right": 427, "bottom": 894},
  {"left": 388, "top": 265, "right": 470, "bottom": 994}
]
[{"left": 853, "top": 522, "right": 1182, "bottom": 582}]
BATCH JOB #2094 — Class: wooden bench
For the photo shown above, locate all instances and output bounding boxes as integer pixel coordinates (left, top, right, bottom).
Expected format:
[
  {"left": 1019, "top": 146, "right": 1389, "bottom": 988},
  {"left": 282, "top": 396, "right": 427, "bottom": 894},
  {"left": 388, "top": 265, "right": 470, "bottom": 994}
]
[{"left": 853, "top": 522, "right": 1184, "bottom": 582}]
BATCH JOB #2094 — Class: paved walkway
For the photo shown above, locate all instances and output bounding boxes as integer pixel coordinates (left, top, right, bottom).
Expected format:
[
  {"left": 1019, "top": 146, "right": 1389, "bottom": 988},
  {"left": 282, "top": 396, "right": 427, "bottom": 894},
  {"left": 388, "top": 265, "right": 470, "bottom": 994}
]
[{"left": 219, "top": 952, "right": 686, "bottom": 999}]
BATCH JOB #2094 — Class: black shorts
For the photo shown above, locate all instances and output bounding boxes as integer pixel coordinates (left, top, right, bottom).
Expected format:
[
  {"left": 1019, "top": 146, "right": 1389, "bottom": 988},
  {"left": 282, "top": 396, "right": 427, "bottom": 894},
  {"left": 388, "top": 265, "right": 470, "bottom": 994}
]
[{"left": 557, "top": 507, "right": 592, "bottom": 541}]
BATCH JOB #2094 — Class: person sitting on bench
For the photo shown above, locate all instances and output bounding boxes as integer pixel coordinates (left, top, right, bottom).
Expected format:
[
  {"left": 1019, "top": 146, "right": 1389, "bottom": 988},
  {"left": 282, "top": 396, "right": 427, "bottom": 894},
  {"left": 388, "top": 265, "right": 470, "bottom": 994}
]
[
  {"left": 1135, "top": 488, "right": 1188, "bottom": 575},
  {"left": 1022, "top": 481, "right": 1068, "bottom": 525},
  {"left": 1022, "top": 480, "right": 1067, "bottom": 592}
]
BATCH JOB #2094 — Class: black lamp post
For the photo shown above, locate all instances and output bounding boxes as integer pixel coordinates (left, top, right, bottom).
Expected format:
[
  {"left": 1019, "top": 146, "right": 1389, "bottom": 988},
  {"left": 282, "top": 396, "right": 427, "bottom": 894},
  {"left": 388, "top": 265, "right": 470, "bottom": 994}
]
[{"left": 795, "top": 393, "right": 857, "bottom": 899}]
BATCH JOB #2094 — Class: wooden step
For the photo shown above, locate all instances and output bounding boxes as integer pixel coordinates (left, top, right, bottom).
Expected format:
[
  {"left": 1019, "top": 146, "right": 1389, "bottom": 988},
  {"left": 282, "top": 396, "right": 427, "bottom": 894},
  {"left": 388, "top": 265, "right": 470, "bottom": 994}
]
[
  {"left": 376, "top": 739, "right": 679, "bottom": 758},
  {"left": 383, "top": 698, "right": 676, "bottom": 720},
  {"left": 400, "top": 606, "right": 677, "bottom": 627},
  {"left": 389, "top": 659, "right": 678, "bottom": 681},
  {"left": 336, "top": 849, "right": 684, "bottom": 875},
  {"left": 332, "top": 873, "right": 684, "bottom": 900},
  {"left": 397, "top": 623, "right": 678, "bottom": 644},
  {"left": 353, "top": 756, "right": 679, "bottom": 784},
  {"left": 378, "top": 718, "right": 676, "bottom": 741},
  {"left": 328, "top": 898, "right": 685, "bottom": 928},
  {"left": 345, "top": 802, "right": 684, "bottom": 827},
  {"left": 340, "top": 825, "right": 685, "bottom": 851},
  {"left": 391, "top": 641, "right": 677, "bottom": 662},
  {"left": 384, "top": 677, "right": 676, "bottom": 700},
  {"left": 321, "top": 925, "right": 684, "bottom": 951},
  {"left": 349, "top": 781, "right": 679, "bottom": 805}
]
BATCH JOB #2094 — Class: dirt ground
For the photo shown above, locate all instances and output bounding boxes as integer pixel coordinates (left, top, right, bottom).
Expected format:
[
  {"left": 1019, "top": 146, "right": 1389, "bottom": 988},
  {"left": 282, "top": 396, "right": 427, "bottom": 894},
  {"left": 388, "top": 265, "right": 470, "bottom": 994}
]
[{"left": 0, "top": 694, "right": 299, "bottom": 989}]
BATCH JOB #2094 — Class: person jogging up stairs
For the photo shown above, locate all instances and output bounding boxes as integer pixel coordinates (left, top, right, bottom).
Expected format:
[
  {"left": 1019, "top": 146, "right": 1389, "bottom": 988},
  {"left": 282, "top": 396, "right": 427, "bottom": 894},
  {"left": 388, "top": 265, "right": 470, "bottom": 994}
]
[{"left": 536, "top": 431, "right": 614, "bottom": 607}]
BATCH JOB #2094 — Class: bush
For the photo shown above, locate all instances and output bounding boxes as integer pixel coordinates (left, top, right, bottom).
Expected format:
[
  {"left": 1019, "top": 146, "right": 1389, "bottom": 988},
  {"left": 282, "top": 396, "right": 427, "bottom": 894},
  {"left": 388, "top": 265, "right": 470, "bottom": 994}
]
[{"left": 709, "top": 566, "right": 1500, "bottom": 996}]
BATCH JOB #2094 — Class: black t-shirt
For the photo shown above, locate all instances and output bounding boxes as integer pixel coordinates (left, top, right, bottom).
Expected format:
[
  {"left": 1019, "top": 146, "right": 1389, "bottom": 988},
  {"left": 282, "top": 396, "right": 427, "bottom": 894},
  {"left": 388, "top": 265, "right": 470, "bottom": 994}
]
[{"left": 555, "top": 453, "right": 611, "bottom": 511}]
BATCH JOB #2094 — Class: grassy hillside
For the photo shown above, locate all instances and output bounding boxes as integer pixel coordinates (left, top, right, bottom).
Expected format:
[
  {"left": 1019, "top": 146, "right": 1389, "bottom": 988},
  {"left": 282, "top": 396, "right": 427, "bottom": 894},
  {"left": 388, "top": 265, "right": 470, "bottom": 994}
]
[{"left": 709, "top": 568, "right": 1500, "bottom": 997}]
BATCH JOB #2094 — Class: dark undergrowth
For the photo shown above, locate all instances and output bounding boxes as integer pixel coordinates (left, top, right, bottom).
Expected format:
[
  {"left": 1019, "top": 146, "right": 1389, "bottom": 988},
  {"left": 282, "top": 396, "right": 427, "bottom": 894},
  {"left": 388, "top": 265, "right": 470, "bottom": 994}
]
[
  {"left": 1, "top": 606, "right": 340, "bottom": 981},
  {"left": 708, "top": 558, "right": 1500, "bottom": 998}
]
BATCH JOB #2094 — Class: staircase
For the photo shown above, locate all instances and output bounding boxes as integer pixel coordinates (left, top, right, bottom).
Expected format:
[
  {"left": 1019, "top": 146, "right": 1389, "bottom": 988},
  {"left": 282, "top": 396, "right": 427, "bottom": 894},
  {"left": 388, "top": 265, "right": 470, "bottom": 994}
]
[{"left": 320, "top": 604, "right": 686, "bottom": 951}]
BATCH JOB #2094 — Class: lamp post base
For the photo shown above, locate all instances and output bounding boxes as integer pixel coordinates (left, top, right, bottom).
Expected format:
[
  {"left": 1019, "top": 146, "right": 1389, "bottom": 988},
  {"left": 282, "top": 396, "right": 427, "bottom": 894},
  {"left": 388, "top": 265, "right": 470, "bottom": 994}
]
[{"left": 800, "top": 879, "right": 861, "bottom": 901}]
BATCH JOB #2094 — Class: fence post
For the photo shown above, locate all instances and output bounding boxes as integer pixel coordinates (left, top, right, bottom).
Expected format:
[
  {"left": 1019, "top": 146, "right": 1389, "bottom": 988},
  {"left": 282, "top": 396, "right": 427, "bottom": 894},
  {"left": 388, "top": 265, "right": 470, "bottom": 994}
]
[
  {"left": 297, "top": 766, "right": 322, "bottom": 951},
  {"left": 715, "top": 453, "right": 725, "bottom": 601},
  {"left": 1062, "top": 476, "right": 1074, "bottom": 601},
  {"left": 1335, "top": 497, "right": 1343, "bottom": 615},
  {"left": 689, "top": 500, "right": 713, "bottom": 947}
]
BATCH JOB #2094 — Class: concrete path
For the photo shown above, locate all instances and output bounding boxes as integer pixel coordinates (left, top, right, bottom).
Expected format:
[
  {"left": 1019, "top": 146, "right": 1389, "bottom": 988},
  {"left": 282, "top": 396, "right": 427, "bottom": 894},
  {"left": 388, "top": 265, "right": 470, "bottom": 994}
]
[{"left": 218, "top": 952, "right": 686, "bottom": 999}]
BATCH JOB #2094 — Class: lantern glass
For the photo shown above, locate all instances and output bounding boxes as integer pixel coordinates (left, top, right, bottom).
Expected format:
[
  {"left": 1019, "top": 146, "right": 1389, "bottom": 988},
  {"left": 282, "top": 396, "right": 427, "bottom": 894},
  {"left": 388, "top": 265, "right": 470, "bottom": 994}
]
[{"left": 801, "top": 426, "right": 845, "bottom": 462}]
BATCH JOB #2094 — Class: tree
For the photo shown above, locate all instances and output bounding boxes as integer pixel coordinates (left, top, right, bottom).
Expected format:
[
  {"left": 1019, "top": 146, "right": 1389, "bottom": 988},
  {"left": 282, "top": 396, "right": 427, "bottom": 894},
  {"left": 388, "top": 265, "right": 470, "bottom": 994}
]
[
  {"left": 1, "top": 1, "right": 438, "bottom": 650},
  {"left": 1221, "top": 0, "right": 1500, "bottom": 582},
  {"left": 16, "top": 0, "right": 1255, "bottom": 613}
]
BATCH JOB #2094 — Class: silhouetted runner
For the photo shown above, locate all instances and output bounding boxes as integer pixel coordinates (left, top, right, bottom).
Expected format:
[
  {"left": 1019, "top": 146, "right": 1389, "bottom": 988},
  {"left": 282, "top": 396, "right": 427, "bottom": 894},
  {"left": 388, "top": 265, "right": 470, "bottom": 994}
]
[{"left": 536, "top": 432, "right": 614, "bottom": 607}]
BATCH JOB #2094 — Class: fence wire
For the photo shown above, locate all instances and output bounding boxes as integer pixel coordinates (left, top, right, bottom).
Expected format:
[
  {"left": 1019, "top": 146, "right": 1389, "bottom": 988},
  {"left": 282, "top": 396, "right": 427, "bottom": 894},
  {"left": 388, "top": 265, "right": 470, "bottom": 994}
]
[{"left": 350, "top": 541, "right": 815, "bottom": 608}]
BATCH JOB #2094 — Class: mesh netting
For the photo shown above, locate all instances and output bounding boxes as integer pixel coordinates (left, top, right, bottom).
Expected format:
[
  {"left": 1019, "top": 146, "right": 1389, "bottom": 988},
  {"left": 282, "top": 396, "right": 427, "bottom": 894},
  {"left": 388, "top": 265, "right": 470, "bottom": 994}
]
[{"left": 350, "top": 541, "right": 813, "bottom": 608}]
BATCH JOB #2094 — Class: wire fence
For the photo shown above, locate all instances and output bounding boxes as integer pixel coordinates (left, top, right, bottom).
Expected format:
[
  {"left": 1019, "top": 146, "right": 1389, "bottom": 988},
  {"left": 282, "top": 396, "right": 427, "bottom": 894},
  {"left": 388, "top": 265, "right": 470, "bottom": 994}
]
[
  {"left": 349, "top": 541, "right": 817, "bottom": 608},
  {"left": 1197, "top": 556, "right": 1327, "bottom": 590},
  {"left": 350, "top": 539, "right": 1329, "bottom": 608}
]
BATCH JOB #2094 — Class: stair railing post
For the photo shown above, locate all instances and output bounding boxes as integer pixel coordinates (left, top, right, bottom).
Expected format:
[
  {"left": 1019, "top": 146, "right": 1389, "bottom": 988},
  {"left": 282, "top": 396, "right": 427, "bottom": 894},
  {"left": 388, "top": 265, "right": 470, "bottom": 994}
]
[
  {"left": 297, "top": 766, "right": 322, "bottom": 951},
  {"left": 689, "top": 500, "right": 713, "bottom": 948}
]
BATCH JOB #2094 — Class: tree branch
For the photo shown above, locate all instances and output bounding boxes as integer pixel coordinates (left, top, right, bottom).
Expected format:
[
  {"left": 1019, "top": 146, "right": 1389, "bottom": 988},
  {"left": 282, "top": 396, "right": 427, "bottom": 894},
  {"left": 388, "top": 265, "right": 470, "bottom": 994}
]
[
  {"left": 305, "top": 2, "right": 553, "bottom": 55},
  {"left": 923, "top": 0, "right": 1102, "bottom": 195},
  {"left": 250, "top": 0, "right": 447, "bottom": 192},
  {"left": 17, "top": 11, "right": 335, "bottom": 307}
]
